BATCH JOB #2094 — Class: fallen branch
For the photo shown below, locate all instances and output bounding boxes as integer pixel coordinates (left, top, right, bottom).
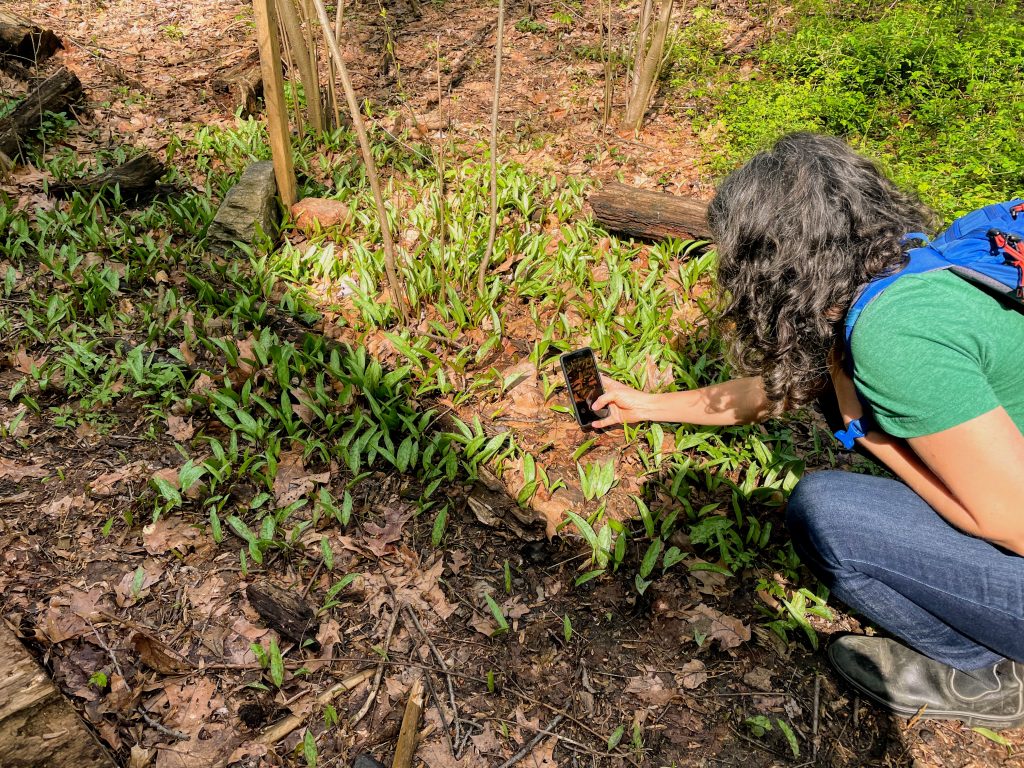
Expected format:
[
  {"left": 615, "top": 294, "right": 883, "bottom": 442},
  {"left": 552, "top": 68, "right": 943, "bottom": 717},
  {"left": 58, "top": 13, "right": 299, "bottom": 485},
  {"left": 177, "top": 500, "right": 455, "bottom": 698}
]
[
  {"left": 350, "top": 606, "right": 401, "bottom": 724},
  {"left": 403, "top": 605, "right": 460, "bottom": 755},
  {"left": 391, "top": 677, "right": 424, "bottom": 768},
  {"left": 257, "top": 668, "right": 373, "bottom": 745},
  {"left": 50, "top": 152, "right": 165, "bottom": 198},
  {"left": 0, "top": 12, "right": 62, "bottom": 66},
  {"left": 496, "top": 714, "right": 564, "bottom": 768}
]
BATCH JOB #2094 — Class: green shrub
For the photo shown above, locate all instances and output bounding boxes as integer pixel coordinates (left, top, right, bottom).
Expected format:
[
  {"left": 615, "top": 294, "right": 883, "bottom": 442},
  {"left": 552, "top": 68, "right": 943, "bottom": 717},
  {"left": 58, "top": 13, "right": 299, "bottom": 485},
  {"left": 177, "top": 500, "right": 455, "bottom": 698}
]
[{"left": 689, "top": 0, "right": 1024, "bottom": 219}]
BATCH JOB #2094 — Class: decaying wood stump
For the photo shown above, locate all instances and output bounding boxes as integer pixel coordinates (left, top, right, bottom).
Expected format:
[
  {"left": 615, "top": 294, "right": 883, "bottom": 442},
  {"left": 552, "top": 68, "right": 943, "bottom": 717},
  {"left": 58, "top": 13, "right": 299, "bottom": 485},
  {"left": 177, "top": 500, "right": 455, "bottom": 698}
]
[
  {"left": 589, "top": 181, "right": 712, "bottom": 242},
  {"left": 0, "top": 12, "right": 62, "bottom": 67},
  {"left": 246, "top": 581, "right": 320, "bottom": 646},
  {"left": 0, "top": 66, "right": 83, "bottom": 160},
  {"left": 0, "top": 624, "right": 116, "bottom": 768},
  {"left": 50, "top": 151, "right": 166, "bottom": 198},
  {"left": 213, "top": 54, "right": 264, "bottom": 117}
]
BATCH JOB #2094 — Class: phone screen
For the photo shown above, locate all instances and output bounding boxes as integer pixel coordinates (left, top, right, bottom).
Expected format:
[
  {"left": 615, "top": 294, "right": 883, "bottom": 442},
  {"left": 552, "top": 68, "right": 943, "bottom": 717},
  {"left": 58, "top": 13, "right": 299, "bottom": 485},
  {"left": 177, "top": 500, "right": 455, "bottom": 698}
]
[{"left": 560, "top": 348, "right": 608, "bottom": 426}]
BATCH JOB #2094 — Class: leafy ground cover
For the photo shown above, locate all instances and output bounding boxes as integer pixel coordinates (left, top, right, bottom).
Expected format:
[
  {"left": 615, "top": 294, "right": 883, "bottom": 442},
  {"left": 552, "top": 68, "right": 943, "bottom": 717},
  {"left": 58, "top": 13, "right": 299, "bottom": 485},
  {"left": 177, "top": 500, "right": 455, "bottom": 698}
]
[
  {"left": 680, "top": 0, "right": 1024, "bottom": 218},
  {"left": 1, "top": 0, "right": 1021, "bottom": 766}
]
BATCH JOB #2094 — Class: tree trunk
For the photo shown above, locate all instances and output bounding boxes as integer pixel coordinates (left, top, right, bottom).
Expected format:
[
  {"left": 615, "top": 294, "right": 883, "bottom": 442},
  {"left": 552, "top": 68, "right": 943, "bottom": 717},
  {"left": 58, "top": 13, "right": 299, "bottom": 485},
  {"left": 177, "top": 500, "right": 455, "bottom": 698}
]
[
  {"left": 50, "top": 151, "right": 165, "bottom": 197},
  {"left": 588, "top": 181, "right": 712, "bottom": 241},
  {"left": 0, "top": 12, "right": 62, "bottom": 66},
  {"left": 0, "top": 625, "right": 116, "bottom": 768},
  {"left": 0, "top": 66, "right": 83, "bottom": 160}
]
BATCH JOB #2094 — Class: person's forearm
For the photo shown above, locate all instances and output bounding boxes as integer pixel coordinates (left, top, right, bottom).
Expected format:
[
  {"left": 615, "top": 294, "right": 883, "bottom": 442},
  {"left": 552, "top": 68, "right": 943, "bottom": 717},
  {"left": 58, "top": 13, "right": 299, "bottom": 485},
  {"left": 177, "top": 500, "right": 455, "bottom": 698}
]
[{"left": 640, "top": 376, "right": 771, "bottom": 426}]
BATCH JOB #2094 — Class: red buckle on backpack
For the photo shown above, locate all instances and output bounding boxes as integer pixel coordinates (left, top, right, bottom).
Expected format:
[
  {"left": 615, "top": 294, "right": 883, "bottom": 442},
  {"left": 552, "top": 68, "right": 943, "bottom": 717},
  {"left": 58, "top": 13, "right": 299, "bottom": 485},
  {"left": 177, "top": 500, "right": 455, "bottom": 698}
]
[
  {"left": 989, "top": 228, "right": 1024, "bottom": 299},
  {"left": 1011, "top": 203, "right": 1024, "bottom": 221}
]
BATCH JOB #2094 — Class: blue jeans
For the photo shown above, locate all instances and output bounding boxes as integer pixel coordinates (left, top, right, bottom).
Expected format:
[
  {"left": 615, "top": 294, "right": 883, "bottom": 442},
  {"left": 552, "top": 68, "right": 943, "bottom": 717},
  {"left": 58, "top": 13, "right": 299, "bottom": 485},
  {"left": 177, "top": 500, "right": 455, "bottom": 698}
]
[{"left": 786, "top": 470, "right": 1024, "bottom": 671}]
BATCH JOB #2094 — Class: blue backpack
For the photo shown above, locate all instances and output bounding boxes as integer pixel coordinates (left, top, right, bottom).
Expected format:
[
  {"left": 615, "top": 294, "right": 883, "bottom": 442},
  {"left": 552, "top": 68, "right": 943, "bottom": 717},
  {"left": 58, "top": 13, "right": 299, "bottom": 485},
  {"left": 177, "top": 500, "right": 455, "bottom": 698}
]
[{"left": 834, "top": 199, "right": 1024, "bottom": 449}]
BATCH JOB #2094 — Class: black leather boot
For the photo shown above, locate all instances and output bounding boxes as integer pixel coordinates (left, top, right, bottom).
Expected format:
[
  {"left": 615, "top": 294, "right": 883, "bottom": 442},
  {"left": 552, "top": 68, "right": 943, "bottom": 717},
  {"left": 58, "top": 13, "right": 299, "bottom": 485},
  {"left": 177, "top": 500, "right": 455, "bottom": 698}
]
[{"left": 828, "top": 635, "right": 1024, "bottom": 728}]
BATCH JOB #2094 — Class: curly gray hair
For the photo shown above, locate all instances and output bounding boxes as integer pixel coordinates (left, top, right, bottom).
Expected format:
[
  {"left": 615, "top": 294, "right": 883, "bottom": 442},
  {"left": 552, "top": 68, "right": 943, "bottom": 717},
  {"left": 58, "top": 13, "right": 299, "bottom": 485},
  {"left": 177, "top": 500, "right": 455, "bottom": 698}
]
[{"left": 706, "top": 132, "right": 936, "bottom": 412}]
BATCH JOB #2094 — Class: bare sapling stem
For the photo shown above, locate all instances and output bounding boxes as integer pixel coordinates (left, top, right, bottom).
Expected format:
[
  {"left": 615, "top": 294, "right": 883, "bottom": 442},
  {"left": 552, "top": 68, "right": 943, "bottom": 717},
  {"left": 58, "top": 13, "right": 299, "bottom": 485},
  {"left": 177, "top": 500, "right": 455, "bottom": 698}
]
[
  {"left": 624, "top": 0, "right": 673, "bottom": 132},
  {"left": 476, "top": 0, "right": 506, "bottom": 297},
  {"left": 310, "top": 0, "right": 409, "bottom": 324},
  {"left": 601, "top": 0, "right": 614, "bottom": 128},
  {"left": 276, "top": 0, "right": 324, "bottom": 133}
]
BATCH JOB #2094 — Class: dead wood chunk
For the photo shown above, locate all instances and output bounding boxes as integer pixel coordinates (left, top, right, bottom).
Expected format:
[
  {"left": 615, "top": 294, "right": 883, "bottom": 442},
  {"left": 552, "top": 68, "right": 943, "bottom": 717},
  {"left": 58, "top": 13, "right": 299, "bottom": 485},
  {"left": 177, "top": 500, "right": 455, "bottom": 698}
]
[
  {"left": 0, "top": 624, "right": 116, "bottom": 768},
  {"left": 50, "top": 152, "right": 166, "bottom": 198},
  {"left": 245, "top": 582, "right": 320, "bottom": 646},
  {"left": 213, "top": 54, "right": 264, "bottom": 117},
  {"left": 0, "top": 66, "right": 83, "bottom": 160},
  {"left": 588, "top": 181, "right": 713, "bottom": 242},
  {"left": 0, "top": 12, "right": 62, "bottom": 67}
]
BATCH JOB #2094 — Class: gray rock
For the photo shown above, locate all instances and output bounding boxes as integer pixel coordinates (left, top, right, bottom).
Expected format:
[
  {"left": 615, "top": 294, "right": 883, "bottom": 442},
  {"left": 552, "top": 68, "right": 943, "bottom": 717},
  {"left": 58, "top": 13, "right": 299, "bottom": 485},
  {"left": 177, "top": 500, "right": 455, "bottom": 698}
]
[
  {"left": 208, "top": 161, "right": 280, "bottom": 252},
  {"left": 352, "top": 755, "right": 385, "bottom": 768}
]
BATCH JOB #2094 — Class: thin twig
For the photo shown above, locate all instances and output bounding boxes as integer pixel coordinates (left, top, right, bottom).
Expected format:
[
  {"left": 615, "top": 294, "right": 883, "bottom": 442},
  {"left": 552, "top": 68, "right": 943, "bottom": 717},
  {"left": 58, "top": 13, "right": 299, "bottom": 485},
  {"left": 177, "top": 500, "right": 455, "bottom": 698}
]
[
  {"left": 812, "top": 673, "right": 821, "bottom": 760},
  {"left": 351, "top": 606, "right": 400, "bottom": 724},
  {"left": 404, "top": 605, "right": 461, "bottom": 754},
  {"left": 496, "top": 714, "right": 564, "bottom": 768},
  {"left": 137, "top": 707, "right": 189, "bottom": 741},
  {"left": 310, "top": 0, "right": 408, "bottom": 323}
]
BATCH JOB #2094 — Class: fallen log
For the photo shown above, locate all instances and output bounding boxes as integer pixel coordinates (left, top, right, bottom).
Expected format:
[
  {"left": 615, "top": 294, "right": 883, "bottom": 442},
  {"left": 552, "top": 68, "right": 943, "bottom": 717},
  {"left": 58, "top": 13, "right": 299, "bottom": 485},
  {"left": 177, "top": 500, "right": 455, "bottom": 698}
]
[
  {"left": 588, "top": 181, "right": 712, "bottom": 242},
  {"left": 0, "top": 12, "right": 62, "bottom": 67},
  {"left": 50, "top": 151, "right": 166, "bottom": 198},
  {"left": 0, "top": 66, "right": 84, "bottom": 160},
  {"left": 0, "top": 623, "right": 116, "bottom": 767}
]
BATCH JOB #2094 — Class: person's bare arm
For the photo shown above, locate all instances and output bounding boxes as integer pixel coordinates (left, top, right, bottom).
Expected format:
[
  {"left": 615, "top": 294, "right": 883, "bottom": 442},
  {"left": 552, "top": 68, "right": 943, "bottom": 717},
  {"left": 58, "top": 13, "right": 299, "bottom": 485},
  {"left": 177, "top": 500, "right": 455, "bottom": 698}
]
[{"left": 590, "top": 375, "right": 771, "bottom": 428}]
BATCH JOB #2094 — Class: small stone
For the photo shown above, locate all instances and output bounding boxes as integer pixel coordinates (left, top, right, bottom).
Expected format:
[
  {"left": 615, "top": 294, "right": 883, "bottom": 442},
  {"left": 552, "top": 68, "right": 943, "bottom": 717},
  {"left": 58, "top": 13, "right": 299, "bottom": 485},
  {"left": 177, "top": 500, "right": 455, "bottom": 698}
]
[
  {"left": 352, "top": 755, "right": 385, "bottom": 768},
  {"left": 208, "top": 161, "right": 280, "bottom": 252},
  {"left": 291, "top": 197, "right": 350, "bottom": 232}
]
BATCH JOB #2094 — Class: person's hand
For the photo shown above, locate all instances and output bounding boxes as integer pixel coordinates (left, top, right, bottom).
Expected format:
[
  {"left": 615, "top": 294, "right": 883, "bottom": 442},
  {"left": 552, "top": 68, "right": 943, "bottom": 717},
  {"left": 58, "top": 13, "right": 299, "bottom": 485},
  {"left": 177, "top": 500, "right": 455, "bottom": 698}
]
[{"left": 590, "top": 376, "right": 653, "bottom": 428}]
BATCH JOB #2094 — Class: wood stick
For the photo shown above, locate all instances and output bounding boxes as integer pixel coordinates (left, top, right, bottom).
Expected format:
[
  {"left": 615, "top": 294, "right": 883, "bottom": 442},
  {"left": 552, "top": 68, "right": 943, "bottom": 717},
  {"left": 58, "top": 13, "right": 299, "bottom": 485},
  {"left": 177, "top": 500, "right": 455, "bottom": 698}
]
[
  {"left": 310, "top": 0, "right": 409, "bottom": 324},
  {"left": 252, "top": 0, "right": 298, "bottom": 207},
  {"left": 257, "top": 668, "right": 373, "bottom": 745},
  {"left": 391, "top": 677, "right": 424, "bottom": 768},
  {"left": 475, "top": 0, "right": 505, "bottom": 296}
]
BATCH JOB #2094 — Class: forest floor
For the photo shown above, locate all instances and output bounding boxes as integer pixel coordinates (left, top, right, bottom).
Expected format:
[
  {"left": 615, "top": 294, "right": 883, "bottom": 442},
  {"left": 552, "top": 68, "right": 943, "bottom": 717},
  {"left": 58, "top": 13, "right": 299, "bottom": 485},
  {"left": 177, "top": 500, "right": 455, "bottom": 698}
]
[{"left": 1, "top": 0, "right": 1019, "bottom": 767}]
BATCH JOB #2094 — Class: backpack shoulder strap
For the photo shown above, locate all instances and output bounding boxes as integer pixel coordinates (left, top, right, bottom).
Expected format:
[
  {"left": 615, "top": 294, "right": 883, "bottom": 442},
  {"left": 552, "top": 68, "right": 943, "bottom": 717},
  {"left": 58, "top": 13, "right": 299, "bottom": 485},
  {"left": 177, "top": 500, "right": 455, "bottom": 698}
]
[{"left": 844, "top": 246, "right": 951, "bottom": 347}]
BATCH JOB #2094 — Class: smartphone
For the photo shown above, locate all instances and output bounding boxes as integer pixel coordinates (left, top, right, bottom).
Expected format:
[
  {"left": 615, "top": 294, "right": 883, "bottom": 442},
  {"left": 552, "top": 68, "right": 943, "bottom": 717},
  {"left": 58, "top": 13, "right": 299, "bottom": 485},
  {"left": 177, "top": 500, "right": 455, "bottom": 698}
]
[{"left": 559, "top": 347, "right": 609, "bottom": 427}]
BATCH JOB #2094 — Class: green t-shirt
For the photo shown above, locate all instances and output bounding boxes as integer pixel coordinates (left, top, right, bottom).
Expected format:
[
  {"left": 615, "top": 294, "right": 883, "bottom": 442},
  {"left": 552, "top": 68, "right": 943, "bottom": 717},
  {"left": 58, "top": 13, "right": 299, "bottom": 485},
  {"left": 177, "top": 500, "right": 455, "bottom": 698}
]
[{"left": 851, "top": 269, "right": 1024, "bottom": 438}]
